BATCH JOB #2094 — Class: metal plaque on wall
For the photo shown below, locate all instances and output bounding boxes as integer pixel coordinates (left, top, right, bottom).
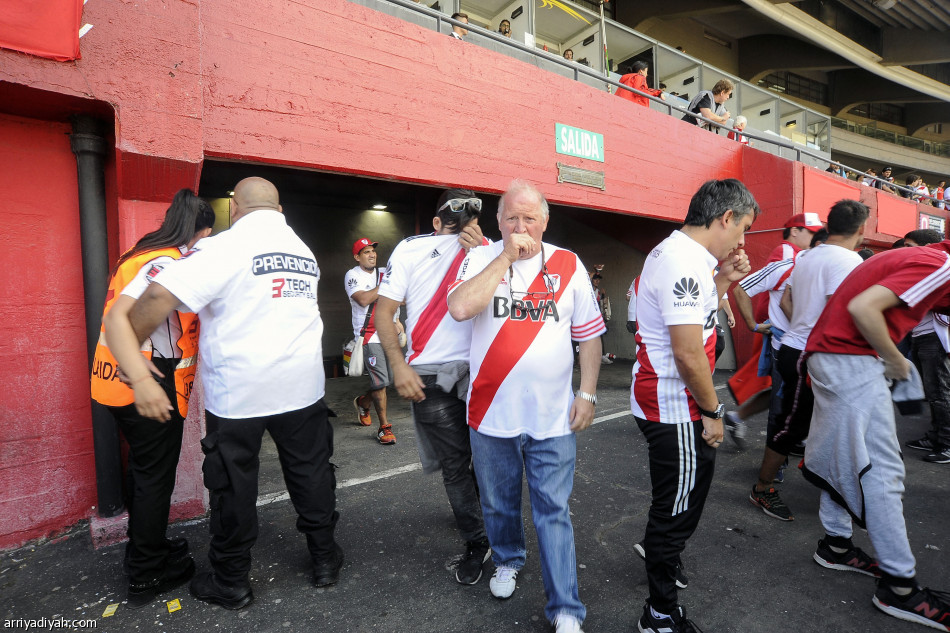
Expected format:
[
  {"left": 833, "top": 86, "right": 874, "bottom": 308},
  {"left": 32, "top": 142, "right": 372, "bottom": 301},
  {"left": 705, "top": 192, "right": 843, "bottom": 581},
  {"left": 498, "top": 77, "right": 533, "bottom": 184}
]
[{"left": 557, "top": 163, "right": 605, "bottom": 190}]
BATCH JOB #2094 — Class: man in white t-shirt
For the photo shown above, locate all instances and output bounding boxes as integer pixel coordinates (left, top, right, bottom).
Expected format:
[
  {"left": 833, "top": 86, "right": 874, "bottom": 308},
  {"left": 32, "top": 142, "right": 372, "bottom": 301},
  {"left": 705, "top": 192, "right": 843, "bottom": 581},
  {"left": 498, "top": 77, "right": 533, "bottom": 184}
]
[
  {"left": 375, "top": 188, "right": 491, "bottom": 586},
  {"left": 749, "top": 201, "right": 866, "bottom": 523},
  {"left": 126, "top": 177, "right": 342, "bottom": 608},
  {"left": 345, "top": 237, "right": 402, "bottom": 445},
  {"left": 632, "top": 179, "right": 757, "bottom": 633},
  {"left": 447, "top": 180, "right": 604, "bottom": 633}
]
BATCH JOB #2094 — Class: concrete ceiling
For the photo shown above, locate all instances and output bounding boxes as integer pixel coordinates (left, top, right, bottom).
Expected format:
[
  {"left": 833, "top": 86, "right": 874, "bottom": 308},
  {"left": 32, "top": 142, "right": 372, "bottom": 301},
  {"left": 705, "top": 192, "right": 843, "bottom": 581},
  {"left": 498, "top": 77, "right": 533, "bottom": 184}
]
[
  {"left": 611, "top": 0, "right": 949, "bottom": 124},
  {"left": 834, "top": 0, "right": 950, "bottom": 31}
]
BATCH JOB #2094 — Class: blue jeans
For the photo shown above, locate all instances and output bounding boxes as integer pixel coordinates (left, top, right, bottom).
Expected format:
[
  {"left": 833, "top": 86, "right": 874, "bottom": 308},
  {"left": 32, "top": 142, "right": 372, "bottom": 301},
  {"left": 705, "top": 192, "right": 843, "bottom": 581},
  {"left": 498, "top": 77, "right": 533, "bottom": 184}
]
[{"left": 469, "top": 429, "right": 585, "bottom": 624}]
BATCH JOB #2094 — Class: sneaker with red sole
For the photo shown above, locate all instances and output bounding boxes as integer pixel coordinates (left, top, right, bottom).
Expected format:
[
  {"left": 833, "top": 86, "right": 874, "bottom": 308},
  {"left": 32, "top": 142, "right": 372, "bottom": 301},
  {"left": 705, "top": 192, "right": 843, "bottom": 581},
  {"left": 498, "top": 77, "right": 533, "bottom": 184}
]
[
  {"left": 377, "top": 425, "right": 396, "bottom": 445},
  {"left": 749, "top": 485, "right": 794, "bottom": 521},
  {"left": 353, "top": 396, "right": 372, "bottom": 426}
]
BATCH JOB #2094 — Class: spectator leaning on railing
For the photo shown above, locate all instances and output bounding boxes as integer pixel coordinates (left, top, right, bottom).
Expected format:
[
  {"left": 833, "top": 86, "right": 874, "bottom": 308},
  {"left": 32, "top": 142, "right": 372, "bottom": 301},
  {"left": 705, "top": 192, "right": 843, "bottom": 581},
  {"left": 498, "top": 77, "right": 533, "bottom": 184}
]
[
  {"left": 682, "top": 79, "right": 733, "bottom": 132},
  {"left": 875, "top": 166, "right": 897, "bottom": 193}
]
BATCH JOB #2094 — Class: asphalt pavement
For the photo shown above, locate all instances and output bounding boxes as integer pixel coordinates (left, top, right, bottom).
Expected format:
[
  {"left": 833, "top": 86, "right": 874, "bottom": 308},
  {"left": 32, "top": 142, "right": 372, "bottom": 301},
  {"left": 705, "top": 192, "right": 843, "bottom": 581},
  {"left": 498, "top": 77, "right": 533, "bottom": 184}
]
[{"left": 2, "top": 360, "right": 947, "bottom": 632}]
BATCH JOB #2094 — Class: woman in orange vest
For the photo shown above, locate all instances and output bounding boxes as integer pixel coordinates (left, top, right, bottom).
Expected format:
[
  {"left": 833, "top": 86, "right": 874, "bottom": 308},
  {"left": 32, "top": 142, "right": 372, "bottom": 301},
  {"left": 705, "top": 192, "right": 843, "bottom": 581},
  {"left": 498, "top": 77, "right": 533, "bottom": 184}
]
[{"left": 91, "top": 188, "right": 214, "bottom": 608}]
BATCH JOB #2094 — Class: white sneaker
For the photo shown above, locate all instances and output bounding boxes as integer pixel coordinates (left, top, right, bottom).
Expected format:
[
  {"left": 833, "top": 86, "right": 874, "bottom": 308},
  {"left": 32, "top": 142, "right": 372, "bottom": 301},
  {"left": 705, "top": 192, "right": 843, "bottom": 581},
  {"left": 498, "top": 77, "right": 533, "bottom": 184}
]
[
  {"left": 554, "top": 613, "right": 584, "bottom": 633},
  {"left": 601, "top": 354, "right": 613, "bottom": 365},
  {"left": 489, "top": 566, "right": 518, "bottom": 599}
]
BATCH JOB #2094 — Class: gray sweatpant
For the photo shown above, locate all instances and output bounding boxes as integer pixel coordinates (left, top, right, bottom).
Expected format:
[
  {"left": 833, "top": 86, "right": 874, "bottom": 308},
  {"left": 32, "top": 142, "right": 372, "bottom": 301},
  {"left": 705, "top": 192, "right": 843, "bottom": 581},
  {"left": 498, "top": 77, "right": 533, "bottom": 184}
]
[{"left": 805, "top": 352, "right": 916, "bottom": 579}]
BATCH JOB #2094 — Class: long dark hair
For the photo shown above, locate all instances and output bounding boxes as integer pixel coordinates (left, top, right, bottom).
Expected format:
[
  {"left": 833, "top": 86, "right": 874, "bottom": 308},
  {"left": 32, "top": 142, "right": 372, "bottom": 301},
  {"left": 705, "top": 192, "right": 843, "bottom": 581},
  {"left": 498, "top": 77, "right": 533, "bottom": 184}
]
[{"left": 113, "top": 189, "right": 215, "bottom": 272}]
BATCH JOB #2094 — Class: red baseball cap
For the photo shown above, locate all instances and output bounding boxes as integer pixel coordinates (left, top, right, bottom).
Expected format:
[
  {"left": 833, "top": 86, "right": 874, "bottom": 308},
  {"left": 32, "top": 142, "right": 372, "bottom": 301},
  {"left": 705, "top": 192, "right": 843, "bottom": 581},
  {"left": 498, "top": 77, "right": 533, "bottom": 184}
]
[
  {"left": 784, "top": 212, "right": 823, "bottom": 232},
  {"left": 352, "top": 238, "right": 379, "bottom": 257}
]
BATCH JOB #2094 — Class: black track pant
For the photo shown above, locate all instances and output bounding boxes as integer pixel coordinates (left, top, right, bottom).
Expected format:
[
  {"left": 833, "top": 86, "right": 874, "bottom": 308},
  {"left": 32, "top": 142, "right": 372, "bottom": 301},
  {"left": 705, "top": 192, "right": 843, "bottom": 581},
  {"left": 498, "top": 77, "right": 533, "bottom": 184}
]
[
  {"left": 202, "top": 399, "right": 338, "bottom": 584},
  {"left": 637, "top": 417, "right": 716, "bottom": 613}
]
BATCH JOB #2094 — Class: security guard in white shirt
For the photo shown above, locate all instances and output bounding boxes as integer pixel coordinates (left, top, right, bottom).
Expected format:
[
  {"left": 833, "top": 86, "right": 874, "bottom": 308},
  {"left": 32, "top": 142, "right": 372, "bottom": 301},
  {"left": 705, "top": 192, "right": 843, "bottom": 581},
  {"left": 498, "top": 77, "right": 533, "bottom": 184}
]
[{"left": 123, "top": 177, "right": 342, "bottom": 609}]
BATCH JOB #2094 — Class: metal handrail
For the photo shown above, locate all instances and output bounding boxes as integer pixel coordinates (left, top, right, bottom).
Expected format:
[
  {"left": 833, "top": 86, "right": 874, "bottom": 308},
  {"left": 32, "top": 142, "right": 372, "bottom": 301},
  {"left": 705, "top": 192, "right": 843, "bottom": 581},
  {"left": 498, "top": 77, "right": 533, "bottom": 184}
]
[{"left": 378, "top": 0, "right": 945, "bottom": 208}]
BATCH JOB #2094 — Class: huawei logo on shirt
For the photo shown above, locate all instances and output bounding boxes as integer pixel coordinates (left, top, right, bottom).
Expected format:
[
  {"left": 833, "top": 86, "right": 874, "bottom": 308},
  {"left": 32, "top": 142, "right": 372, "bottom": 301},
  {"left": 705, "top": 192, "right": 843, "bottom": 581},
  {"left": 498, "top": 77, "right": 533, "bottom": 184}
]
[
  {"left": 672, "top": 277, "right": 701, "bottom": 307},
  {"left": 673, "top": 277, "right": 700, "bottom": 300}
]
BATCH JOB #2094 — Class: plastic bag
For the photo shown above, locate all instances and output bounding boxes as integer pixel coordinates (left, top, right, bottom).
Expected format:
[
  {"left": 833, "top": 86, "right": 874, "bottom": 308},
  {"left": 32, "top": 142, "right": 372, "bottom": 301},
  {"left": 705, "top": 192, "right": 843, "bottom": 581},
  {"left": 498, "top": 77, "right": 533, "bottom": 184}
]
[{"left": 343, "top": 337, "right": 363, "bottom": 377}]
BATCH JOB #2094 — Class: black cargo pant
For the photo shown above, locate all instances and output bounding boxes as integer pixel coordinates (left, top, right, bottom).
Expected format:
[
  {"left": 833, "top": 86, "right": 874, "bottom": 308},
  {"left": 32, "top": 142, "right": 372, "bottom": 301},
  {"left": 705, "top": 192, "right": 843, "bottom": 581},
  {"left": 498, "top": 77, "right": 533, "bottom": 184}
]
[
  {"left": 202, "top": 399, "right": 338, "bottom": 585},
  {"left": 637, "top": 417, "right": 716, "bottom": 614},
  {"left": 112, "top": 357, "right": 185, "bottom": 584}
]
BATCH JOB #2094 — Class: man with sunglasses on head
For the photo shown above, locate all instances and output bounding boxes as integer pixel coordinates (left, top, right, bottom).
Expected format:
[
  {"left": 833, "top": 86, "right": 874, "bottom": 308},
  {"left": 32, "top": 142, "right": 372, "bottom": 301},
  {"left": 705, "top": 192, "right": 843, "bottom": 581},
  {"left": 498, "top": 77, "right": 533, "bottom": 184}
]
[
  {"left": 375, "top": 189, "right": 491, "bottom": 586},
  {"left": 447, "top": 180, "right": 604, "bottom": 633}
]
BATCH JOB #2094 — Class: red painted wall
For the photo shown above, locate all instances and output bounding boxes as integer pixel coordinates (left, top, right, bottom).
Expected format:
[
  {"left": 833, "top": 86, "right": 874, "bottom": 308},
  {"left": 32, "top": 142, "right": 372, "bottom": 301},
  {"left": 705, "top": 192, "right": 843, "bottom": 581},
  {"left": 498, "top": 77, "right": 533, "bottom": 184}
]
[
  {"left": 198, "top": 0, "right": 744, "bottom": 221},
  {"left": 0, "top": 113, "right": 97, "bottom": 549}
]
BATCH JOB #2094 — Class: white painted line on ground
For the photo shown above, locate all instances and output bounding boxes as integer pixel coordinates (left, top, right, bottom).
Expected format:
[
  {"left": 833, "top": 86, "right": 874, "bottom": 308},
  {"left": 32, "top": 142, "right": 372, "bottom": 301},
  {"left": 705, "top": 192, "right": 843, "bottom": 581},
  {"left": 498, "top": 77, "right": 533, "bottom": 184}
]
[
  {"left": 256, "top": 463, "right": 424, "bottom": 507},
  {"left": 338, "top": 462, "right": 422, "bottom": 489},
  {"left": 255, "top": 413, "right": 633, "bottom": 507},
  {"left": 591, "top": 410, "right": 631, "bottom": 425}
]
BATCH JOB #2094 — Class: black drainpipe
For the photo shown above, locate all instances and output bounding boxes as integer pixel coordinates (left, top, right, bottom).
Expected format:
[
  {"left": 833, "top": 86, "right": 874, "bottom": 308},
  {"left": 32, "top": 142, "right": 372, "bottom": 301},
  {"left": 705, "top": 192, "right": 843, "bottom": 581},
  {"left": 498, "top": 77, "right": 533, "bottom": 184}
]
[{"left": 70, "top": 115, "right": 124, "bottom": 518}]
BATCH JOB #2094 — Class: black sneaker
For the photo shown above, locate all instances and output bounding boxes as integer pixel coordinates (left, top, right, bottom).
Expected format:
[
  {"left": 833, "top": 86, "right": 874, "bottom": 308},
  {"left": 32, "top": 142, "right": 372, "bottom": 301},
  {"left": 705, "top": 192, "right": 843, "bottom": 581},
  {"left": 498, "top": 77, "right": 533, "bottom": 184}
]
[
  {"left": 189, "top": 571, "right": 254, "bottom": 610},
  {"left": 906, "top": 437, "right": 935, "bottom": 452},
  {"left": 456, "top": 538, "right": 491, "bottom": 585},
  {"left": 633, "top": 542, "right": 688, "bottom": 589},
  {"left": 749, "top": 485, "right": 794, "bottom": 521},
  {"left": 923, "top": 448, "right": 950, "bottom": 464},
  {"left": 126, "top": 555, "right": 195, "bottom": 609},
  {"left": 813, "top": 538, "right": 881, "bottom": 577},
  {"left": 873, "top": 583, "right": 950, "bottom": 630},
  {"left": 637, "top": 604, "right": 704, "bottom": 633}
]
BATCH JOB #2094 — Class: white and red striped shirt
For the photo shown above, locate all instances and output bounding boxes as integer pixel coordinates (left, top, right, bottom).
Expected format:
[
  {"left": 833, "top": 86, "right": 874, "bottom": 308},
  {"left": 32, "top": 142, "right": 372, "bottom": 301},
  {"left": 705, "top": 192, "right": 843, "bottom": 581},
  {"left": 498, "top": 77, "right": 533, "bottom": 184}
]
[
  {"left": 378, "top": 233, "right": 485, "bottom": 366},
  {"left": 632, "top": 231, "right": 719, "bottom": 424},
  {"left": 451, "top": 241, "right": 605, "bottom": 439},
  {"left": 807, "top": 242, "right": 950, "bottom": 356},
  {"left": 738, "top": 256, "right": 796, "bottom": 349}
]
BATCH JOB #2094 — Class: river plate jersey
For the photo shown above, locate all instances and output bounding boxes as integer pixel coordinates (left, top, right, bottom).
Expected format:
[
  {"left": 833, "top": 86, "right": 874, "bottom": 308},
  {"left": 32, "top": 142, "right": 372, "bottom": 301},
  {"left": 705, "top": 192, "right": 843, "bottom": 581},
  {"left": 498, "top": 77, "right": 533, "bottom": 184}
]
[
  {"left": 632, "top": 230, "right": 719, "bottom": 424},
  {"left": 379, "top": 232, "right": 488, "bottom": 366},
  {"left": 449, "top": 241, "right": 605, "bottom": 439}
]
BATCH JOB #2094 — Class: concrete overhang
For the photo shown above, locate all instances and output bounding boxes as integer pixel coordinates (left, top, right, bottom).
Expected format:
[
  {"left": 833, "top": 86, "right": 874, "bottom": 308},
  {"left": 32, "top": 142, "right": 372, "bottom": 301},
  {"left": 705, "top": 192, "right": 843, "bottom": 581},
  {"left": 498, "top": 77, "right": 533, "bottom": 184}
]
[{"left": 739, "top": 0, "right": 950, "bottom": 102}]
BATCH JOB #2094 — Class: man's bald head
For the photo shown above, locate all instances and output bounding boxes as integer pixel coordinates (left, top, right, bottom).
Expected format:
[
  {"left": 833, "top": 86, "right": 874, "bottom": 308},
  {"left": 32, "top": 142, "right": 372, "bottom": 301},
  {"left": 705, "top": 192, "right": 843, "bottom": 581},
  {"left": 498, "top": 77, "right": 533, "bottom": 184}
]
[{"left": 231, "top": 177, "right": 281, "bottom": 222}]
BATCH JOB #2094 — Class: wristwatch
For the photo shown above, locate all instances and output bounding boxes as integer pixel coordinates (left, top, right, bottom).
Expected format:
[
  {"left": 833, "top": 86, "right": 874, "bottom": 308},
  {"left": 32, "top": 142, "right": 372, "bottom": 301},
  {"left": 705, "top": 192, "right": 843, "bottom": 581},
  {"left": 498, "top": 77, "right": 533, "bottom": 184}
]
[
  {"left": 576, "top": 391, "right": 597, "bottom": 405},
  {"left": 698, "top": 403, "right": 725, "bottom": 419}
]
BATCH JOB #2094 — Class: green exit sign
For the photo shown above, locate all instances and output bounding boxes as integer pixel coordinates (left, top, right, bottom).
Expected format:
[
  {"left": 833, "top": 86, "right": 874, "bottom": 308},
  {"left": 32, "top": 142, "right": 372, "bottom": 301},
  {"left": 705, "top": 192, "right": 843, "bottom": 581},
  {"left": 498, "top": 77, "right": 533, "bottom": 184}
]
[{"left": 555, "top": 124, "right": 604, "bottom": 163}]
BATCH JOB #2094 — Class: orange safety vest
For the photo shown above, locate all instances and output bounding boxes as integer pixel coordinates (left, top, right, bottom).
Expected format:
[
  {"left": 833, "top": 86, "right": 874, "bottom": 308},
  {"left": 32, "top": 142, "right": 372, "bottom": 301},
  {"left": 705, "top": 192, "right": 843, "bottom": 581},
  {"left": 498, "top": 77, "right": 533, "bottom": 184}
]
[{"left": 90, "top": 247, "right": 199, "bottom": 417}]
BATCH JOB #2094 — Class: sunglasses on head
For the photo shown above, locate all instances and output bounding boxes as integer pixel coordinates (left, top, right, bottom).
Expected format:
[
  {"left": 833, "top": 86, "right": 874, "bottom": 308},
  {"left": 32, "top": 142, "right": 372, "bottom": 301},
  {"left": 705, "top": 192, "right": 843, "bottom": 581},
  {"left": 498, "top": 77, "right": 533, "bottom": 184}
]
[{"left": 439, "top": 197, "right": 482, "bottom": 213}]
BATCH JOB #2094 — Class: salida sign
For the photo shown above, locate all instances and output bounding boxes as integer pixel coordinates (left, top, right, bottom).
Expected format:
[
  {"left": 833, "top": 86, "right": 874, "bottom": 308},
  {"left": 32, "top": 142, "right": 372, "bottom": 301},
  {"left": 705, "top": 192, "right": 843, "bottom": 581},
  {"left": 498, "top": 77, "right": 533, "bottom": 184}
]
[{"left": 555, "top": 124, "right": 604, "bottom": 163}]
